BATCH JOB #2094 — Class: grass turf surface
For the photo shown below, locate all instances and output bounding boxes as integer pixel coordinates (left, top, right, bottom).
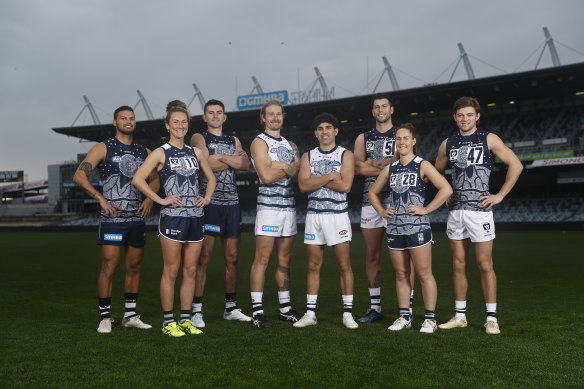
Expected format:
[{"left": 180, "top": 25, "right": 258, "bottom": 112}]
[{"left": 1, "top": 230, "right": 582, "bottom": 388}]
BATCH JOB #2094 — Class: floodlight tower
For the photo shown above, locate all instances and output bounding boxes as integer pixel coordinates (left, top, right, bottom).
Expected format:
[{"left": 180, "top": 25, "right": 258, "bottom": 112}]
[
  {"left": 449, "top": 43, "right": 476, "bottom": 82},
  {"left": 373, "top": 56, "right": 400, "bottom": 92},
  {"left": 535, "top": 26, "right": 561, "bottom": 68},
  {"left": 71, "top": 95, "right": 101, "bottom": 126},
  {"left": 188, "top": 83, "right": 206, "bottom": 112},
  {"left": 135, "top": 90, "right": 154, "bottom": 120},
  {"left": 309, "top": 67, "right": 332, "bottom": 100},
  {"left": 250, "top": 76, "right": 264, "bottom": 94}
]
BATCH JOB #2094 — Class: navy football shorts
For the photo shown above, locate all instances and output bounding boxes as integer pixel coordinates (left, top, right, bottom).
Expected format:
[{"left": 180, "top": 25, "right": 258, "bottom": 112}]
[
  {"left": 159, "top": 214, "right": 204, "bottom": 243},
  {"left": 387, "top": 228, "right": 433, "bottom": 251},
  {"left": 203, "top": 204, "right": 241, "bottom": 237},
  {"left": 98, "top": 221, "right": 146, "bottom": 247}
]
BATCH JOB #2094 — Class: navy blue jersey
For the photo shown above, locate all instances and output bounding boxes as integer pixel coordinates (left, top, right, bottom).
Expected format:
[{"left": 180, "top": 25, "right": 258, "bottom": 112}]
[
  {"left": 386, "top": 156, "right": 430, "bottom": 236},
  {"left": 200, "top": 131, "right": 239, "bottom": 206},
  {"left": 445, "top": 130, "right": 493, "bottom": 212},
  {"left": 98, "top": 137, "right": 147, "bottom": 223},
  {"left": 158, "top": 143, "right": 203, "bottom": 218},
  {"left": 252, "top": 133, "right": 296, "bottom": 212},
  {"left": 361, "top": 127, "right": 396, "bottom": 206},
  {"left": 307, "top": 145, "right": 348, "bottom": 214}
]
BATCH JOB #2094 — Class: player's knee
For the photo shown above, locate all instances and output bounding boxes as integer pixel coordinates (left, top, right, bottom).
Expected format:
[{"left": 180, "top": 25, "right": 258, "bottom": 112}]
[
  {"left": 476, "top": 258, "right": 494, "bottom": 274},
  {"left": 225, "top": 251, "right": 239, "bottom": 266},
  {"left": 183, "top": 264, "right": 197, "bottom": 279},
  {"left": 395, "top": 269, "right": 410, "bottom": 281},
  {"left": 307, "top": 261, "right": 322, "bottom": 272}
]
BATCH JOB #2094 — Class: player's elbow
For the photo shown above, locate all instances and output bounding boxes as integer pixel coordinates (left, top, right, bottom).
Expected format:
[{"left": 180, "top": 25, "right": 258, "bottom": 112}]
[{"left": 298, "top": 179, "right": 310, "bottom": 192}]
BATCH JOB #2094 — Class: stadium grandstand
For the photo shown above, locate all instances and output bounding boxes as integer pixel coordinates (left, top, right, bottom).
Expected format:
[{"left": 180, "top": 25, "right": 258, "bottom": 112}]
[{"left": 49, "top": 62, "right": 584, "bottom": 228}]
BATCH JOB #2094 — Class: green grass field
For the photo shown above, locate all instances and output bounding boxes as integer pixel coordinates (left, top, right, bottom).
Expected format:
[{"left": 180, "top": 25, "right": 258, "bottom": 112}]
[{"left": 1, "top": 230, "right": 583, "bottom": 388}]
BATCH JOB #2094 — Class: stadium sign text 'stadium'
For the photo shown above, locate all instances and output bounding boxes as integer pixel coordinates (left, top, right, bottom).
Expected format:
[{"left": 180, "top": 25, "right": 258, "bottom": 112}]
[{"left": 237, "top": 90, "right": 288, "bottom": 110}]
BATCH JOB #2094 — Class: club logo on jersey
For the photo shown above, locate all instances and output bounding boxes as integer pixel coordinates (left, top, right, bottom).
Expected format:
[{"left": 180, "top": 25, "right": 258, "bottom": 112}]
[
  {"left": 104, "top": 233, "right": 123, "bottom": 241},
  {"left": 270, "top": 146, "right": 294, "bottom": 163},
  {"left": 169, "top": 156, "right": 199, "bottom": 176},
  {"left": 390, "top": 172, "right": 418, "bottom": 193},
  {"left": 114, "top": 154, "right": 144, "bottom": 178},
  {"left": 311, "top": 159, "right": 341, "bottom": 175},
  {"left": 304, "top": 233, "right": 315, "bottom": 240},
  {"left": 204, "top": 224, "right": 221, "bottom": 233},
  {"left": 262, "top": 225, "right": 279, "bottom": 233},
  {"left": 212, "top": 143, "right": 235, "bottom": 156}
]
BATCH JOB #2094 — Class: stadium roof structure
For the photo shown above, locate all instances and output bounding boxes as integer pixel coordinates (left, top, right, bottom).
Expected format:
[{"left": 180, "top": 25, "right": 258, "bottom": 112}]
[{"left": 53, "top": 62, "right": 584, "bottom": 150}]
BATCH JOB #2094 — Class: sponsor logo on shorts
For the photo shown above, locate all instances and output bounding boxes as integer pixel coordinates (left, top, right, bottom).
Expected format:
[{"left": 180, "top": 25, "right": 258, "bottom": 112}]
[
  {"left": 104, "top": 233, "right": 123, "bottom": 242},
  {"left": 304, "top": 233, "right": 315, "bottom": 240},
  {"left": 262, "top": 225, "right": 279, "bottom": 233},
  {"left": 204, "top": 224, "right": 221, "bottom": 233},
  {"left": 166, "top": 229, "right": 181, "bottom": 235},
  {"left": 447, "top": 228, "right": 456, "bottom": 235},
  {"left": 418, "top": 233, "right": 424, "bottom": 243},
  {"left": 361, "top": 218, "right": 371, "bottom": 223},
  {"left": 339, "top": 230, "right": 348, "bottom": 236},
  {"left": 388, "top": 237, "right": 394, "bottom": 242}
]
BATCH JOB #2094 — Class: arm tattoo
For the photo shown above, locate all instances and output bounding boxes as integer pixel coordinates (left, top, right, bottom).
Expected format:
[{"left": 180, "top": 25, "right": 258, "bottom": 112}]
[{"left": 78, "top": 161, "right": 93, "bottom": 175}]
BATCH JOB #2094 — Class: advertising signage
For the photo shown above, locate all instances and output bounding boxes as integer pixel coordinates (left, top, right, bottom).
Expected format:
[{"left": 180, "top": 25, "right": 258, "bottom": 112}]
[
  {"left": 0, "top": 170, "right": 23, "bottom": 183},
  {"left": 236, "top": 90, "right": 288, "bottom": 110}
]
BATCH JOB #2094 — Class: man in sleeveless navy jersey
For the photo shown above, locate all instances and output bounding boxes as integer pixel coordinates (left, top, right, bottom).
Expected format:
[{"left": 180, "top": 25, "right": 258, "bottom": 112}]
[
  {"left": 294, "top": 113, "right": 359, "bottom": 329},
  {"left": 249, "top": 100, "right": 302, "bottom": 328},
  {"left": 354, "top": 93, "right": 411, "bottom": 323},
  {"left": 435, "top": 97, "right": 523, "bottom": 335},
  {"left": 190, "top": 99, "right": 252, "bottom": 327},
  {"left": 73, "top": 106, "right": 159, "bottom": 333}
]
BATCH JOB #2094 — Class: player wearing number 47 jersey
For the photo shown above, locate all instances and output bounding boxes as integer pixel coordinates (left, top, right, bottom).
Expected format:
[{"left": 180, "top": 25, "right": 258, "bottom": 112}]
[
  {"left": 73, "top": 105, "right": 159, "bottom": 334},
  {"left": 434, "top": 97, "right": 523, "bottom": 335}
]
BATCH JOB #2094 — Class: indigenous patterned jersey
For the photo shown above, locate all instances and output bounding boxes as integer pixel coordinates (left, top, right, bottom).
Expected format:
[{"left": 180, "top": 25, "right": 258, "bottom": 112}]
[
  {"left": 253, "top": 132, "right": 296, "bottom": 212},
  {"left": 445, "top": 130, "right": 493, "bottom": 212},
  {"left": 307, "top": 145, "right": 348, "bottom": 214},
  {"left": 200, "top": 131, "right": 238, "bottom": 205},
  {"left": 386, "top": 156, "right": 430, "bottom": 236},
  {"left": 98, "top": 137, "right": 147, "bottom": 223},
  {"left": 361, "top": 127, "right": 396, "bottom": 206},
  {"left": 158, "top": 143, "right": 203, "bottom": 218}
]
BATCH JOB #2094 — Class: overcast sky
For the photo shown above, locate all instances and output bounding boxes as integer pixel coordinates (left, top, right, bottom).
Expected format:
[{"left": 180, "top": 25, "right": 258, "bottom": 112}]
[{"left": 1, "top": 0, "right": 583, "bottom": 181}]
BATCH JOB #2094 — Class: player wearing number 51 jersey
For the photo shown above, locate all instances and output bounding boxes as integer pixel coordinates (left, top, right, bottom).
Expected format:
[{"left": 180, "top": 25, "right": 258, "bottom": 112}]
[
  {"left": 435, "top": 97, "right": 523, "bottom": 335},
  {"left": 354, "top": 94, "right": 410, "bottom": 324}
]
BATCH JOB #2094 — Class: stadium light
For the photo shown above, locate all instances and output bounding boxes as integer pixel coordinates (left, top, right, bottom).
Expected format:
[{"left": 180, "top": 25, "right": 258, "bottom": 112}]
[
  {"left": 575, "top": 92, "right": 584, "bottom": 96},
  {"left": 487, "top": 103, "right": 496, "bottom": 107}
]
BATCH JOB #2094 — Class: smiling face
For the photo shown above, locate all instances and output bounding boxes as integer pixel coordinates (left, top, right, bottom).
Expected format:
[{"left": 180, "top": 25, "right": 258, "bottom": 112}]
[
  {"left": 395, "top": 127, "right": 417, "bottom": 158},
  {"left": 372, "top": 98, "right": 394, "bottom": 124},
  {"left": 314, "top": 121, "right": 338, "bottom": 149},
  {"left": 203, "top": 104, "right": 226, "bottom": 130},
  {"left": 165, "top": 111, "right": 189, "bottom": 140},
  {"left": 262, "top": 103, "right": 284, "bottom": 132},
  {"left": 113, "top": 110, "right": 136, "bottom": 136},
  {"left": 454, "top": 106, "right": 480, "bottom": 135}
]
